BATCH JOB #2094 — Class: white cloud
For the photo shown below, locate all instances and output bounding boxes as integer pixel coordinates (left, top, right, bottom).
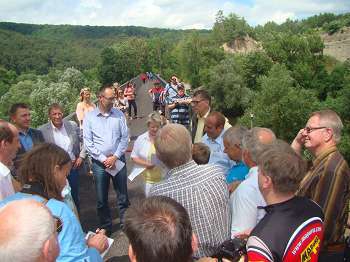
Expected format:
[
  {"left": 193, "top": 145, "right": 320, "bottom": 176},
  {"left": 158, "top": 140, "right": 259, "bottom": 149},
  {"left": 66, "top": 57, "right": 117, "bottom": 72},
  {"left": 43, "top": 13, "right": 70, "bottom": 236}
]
[{"left": 0, "top": 0, "right": 348, "bottom": 29}]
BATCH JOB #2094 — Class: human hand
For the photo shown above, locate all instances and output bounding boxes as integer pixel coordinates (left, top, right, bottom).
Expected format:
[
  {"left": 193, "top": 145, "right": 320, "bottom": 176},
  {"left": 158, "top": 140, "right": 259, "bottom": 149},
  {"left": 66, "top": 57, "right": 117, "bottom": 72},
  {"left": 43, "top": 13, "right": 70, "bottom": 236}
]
[
  {"left": 146, "top": 163, "right": 155, "bottom": 169},
  {"left": 291, "top": 128, "right": 306, "bottom": 154},
  {"left": 233, "top": 228, "right": 252, "bottom": 240},
  {"left": 103, "top": 155, "right": 117, "bottom": 169},
  {"left": 73, "top": 157, "right": 83, "bottom": 169},
  {"left": 87, "top": 232, "right": 108, "bottom": 253},
  {"left": 228, "top": 181, "right": 241, "bottom": 194}
]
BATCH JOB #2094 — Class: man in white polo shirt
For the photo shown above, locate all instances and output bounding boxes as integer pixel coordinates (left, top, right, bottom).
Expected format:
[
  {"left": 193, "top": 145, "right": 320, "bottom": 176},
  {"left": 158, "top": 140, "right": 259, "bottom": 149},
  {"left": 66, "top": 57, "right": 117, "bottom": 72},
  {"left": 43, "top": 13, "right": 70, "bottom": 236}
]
[{"left": 0, "top": 120, "right": 20, "bottom": 200}]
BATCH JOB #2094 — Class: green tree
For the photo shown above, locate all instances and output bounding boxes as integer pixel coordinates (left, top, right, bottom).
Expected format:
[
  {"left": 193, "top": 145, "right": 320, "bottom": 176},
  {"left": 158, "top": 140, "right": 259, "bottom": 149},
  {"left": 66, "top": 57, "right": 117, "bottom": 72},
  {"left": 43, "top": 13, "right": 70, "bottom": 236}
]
[
  {"left": 59, "top": 67, "right": 85, "bottom": 91},
  {"left": 240, "top": 64, "right": 318, "bottom": 141},
  {"left": 206, "top": 55, "right": 252, "bottom": 117}
]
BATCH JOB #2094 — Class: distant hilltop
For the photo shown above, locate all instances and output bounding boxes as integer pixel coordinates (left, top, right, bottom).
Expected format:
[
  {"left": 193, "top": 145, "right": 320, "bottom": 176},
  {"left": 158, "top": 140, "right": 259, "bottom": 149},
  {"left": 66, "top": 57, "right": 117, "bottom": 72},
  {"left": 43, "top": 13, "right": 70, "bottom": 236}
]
[
  {"left": 223, "top": 26, "right": 350, "bottom": 62},
  {"left": 323, "top": 26, "right": 350, "bottom": 62}
]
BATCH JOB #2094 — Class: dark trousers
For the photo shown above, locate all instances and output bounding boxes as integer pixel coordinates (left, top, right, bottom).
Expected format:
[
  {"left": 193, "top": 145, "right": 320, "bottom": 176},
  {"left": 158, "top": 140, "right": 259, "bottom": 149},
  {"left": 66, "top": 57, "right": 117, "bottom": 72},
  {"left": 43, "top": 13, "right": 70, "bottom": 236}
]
[
  {"left": 128, "top": 100, "right": 137, "bottom": 117},
  {"left": 67, "top": 168, "right": 80, "bottom": 211},
  {"left": 92, "top": 157, "right": 129, "bottom": 232}
]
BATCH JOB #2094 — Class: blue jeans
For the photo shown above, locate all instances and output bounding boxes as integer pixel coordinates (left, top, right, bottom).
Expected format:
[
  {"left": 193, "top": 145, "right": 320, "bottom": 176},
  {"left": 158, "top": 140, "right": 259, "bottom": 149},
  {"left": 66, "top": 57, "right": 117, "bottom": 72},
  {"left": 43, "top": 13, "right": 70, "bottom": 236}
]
[
  {"left": 92, "top": 157, "right": 129, "bottom": 232},
  {"left": 67, "top": 168, "right": 80, "bottom": 212}
]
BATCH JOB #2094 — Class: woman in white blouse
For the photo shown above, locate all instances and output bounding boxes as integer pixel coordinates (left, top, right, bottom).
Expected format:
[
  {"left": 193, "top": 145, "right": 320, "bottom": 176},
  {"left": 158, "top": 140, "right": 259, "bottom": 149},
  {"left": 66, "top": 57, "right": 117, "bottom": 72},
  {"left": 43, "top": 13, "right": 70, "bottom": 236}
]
[{"left": 131, "top": 112, "right": 164, "bottom": 196}]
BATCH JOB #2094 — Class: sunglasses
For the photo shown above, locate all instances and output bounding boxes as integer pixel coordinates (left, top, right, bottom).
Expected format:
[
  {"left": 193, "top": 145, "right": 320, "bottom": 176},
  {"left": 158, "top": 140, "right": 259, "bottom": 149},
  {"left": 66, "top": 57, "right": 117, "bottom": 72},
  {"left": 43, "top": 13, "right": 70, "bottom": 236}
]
[{"left": 53, "top": 216, "right": 63, "bottom": 234}]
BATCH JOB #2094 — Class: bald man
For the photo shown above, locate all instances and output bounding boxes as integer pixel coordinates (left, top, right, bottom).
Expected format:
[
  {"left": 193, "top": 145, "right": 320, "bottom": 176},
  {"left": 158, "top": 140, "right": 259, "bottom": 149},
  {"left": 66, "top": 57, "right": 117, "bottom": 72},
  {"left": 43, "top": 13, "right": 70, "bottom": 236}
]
[{"left": 0, "top": 199, "right": 59, "bottom": 262}]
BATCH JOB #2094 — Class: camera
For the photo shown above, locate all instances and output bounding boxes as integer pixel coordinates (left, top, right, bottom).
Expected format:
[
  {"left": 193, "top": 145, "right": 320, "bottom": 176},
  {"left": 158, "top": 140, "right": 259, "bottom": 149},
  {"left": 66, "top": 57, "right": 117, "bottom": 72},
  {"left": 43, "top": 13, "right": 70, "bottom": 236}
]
[{"left": 212, "top": 238, "right": 247, "bottom": 262}]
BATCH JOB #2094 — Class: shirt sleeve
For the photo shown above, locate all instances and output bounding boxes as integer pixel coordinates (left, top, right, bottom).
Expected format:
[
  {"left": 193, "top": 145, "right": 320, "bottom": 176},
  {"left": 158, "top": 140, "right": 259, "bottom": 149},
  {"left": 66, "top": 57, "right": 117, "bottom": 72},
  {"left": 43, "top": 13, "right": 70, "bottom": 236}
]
[
  {"left": 230, "top": 185, "right": 259, "bottom": 236},
  {"left": 83, "top": 113, "right": 107, "bottom": 162},
  {"left": 113, "top": 114, "right": 129, "bottom": 159}
]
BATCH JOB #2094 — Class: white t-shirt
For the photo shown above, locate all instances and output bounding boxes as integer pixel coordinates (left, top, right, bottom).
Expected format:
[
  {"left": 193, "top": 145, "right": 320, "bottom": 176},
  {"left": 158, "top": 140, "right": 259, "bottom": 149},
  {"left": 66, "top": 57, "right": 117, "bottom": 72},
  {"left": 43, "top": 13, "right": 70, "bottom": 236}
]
[
  {"left": 230, "top": 166, "right": 266, "bottom": 236},
  {"left": 0, "top": 161, "right": 15, "bottom": 201}
]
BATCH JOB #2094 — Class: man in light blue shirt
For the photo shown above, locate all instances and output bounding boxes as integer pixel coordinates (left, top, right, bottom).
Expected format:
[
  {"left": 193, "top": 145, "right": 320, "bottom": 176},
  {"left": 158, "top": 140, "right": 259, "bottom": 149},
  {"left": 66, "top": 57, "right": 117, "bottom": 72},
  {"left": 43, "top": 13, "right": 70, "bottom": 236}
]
[
  {"left": 84, "top": 85, "right": 129, "bottom": 235},
  {"left": 202, "top": 111, "right": 234, "bottom": 173}
]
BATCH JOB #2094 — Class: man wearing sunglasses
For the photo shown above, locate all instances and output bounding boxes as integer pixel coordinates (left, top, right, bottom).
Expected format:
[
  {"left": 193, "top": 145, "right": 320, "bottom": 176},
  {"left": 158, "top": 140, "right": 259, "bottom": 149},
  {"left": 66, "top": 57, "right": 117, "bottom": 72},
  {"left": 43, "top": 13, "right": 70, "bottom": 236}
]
[{"left": 291, "top": 109, "right": 350, "bottom": 261}]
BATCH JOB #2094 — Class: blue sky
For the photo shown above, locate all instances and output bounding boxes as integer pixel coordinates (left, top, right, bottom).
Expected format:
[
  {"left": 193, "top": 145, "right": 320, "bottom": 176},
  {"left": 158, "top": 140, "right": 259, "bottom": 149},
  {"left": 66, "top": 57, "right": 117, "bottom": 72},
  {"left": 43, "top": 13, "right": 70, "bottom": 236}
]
[{"left": 0, "top": 0, "right": 349, "bottom": 29}]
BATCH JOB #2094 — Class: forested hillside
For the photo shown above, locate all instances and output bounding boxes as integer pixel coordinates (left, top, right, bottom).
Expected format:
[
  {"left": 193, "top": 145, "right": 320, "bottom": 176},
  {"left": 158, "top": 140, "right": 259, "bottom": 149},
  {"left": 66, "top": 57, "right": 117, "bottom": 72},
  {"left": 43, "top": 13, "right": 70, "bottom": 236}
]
[{"left": 0, "top": 12, "right": 349, "bottom": 160}]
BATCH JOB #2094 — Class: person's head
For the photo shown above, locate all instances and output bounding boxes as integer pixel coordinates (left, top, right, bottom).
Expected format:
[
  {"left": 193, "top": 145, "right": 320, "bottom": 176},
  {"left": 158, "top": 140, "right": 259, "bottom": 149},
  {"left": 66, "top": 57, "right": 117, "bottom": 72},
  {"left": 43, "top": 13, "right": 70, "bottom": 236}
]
[
  {"left": 9, "top": 103, "right": 32, "bottom": 131},
  {"left": 147, "top": 112, "right": 162, "bottom": 137},
  {"left": 177, "top": 84, "right": 185, "bottom": 97},
  {"left": 124, "top": 196, "right": 197, "bottom": 262},
  {"left": 48, "top": 103, "right": 64, "bottom": 129},
  {"left": 223, "top": 126, "right": 248, "bottom": 162},
  {"left": 258, "top": 140, "right": 307, "bottom": 201},
  {"left": 0, "top": 199, "right": 59, "bottom": 262},
  {"left": 302, "top": 109, "right": 343, "bottom": 156},
  {"left": 204, "top": 111, "right": 225, "bottom": 140},
  {"left": 192, "top": 142, "right": 210, "bottom": 165},
  {"left": 242, "top": 127, "right": 276, "bottom": 168},
  {"left": 154, "top": 80, "right": 161, "bottom": 88},
  {"left": 170, "top": 76, "right": 178, "bottom": 84},
  {"left": 118, "top": 89, "right": 124, "bottom": 98},
  {"left": 19, "top": 143, "right": 72, "bottom": 201},
  {"left": 79, "top": 87, "right": 91, "bottom": 102},
  {"left": 0, "top": 120, "right": 20, "bottom": 167},
  {"left": 191, "top": 89, "right": 211, "bottom": 116},
  {"left": 155, "top": 124, "right": 192, "bottom": 169},
  {"left": 98, "top": 85, "right": 115, "bottom": 112}
]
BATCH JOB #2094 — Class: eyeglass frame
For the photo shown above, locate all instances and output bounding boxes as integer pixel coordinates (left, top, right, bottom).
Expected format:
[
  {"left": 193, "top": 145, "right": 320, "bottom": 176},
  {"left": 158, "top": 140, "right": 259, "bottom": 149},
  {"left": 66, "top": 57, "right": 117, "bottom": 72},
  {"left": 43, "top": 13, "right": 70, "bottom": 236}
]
[
  {"left": 101, "top": 95, "right": 115, "bottom": 102},
  {"left": 191, "top": 99, "right": 205, "bottom": 105},
  {"left": 303, "top": 126, "right": 328, "bottom": 134},
  {"left": 53, "top": 216, "right": 63, "bottom": 234}
]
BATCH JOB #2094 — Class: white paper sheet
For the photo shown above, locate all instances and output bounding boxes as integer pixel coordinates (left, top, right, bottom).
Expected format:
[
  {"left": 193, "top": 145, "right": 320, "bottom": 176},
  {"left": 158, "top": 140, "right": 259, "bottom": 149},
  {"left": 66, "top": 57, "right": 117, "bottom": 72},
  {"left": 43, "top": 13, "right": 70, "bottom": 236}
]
[
  {"left": 85, "top": 231, "right": 114, "bottom": 258},
  {"left": 105, "top": 160, "right": 125, "bottom": 177},
  {"left": 128, "top": 167, "right": 146, "bottom": 181}
]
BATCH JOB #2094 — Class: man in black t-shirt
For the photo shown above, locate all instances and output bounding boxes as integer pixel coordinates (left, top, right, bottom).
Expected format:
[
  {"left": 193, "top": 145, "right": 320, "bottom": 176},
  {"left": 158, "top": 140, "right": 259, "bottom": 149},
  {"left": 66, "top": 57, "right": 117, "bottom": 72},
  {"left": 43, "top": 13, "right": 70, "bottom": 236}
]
[{"left": 247, "top": 140, "right": 324, "bottom": 262}]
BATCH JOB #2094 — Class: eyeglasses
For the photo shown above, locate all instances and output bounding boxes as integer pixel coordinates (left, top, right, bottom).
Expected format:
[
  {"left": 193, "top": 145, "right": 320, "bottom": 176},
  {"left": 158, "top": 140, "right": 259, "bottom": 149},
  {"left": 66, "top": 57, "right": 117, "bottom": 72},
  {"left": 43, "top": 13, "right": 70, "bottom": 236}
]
[
  {"left": 101, "top": 95, "right": 115, "bottom": 102},
  {"left": 53, "top": 216, "right": 63, "bottom": 234},
  {"left": 304, "top": 126, "right": 328, "bottom": 134},
  {"left": 191, "top": 99, "right": 204, "bottom": 105}
]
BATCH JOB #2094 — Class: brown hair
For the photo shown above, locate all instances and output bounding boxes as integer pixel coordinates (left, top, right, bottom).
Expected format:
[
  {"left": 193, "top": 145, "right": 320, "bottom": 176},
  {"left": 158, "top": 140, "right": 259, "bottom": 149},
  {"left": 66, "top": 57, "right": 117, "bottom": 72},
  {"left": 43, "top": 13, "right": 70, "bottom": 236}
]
[
  {"left": 258, "top": 140, "right": 307, "bottom": 194},
  {"left": 124, "top": 196, "right": 193, "bottom": 262},
  {"left": 19, "top": 143, "right": 71, "bottom": 200},
  {"left": 192, "top": 142, "right": 210, "bottom": 165},
  {"left": 48, "top": 103, "right": 63, "bottom": 115},
  {"left": 0, "top": 120, "right": 14, "bottom": 143}
]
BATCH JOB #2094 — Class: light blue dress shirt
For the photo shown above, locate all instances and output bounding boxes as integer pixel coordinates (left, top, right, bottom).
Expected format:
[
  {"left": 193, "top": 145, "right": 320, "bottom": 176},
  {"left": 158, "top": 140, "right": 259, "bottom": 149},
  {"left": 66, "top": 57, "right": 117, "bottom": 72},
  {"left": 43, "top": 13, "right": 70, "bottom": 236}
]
[
  {"left": 19, "top": 129, "right": 34, "bottom": 151},
  {"left": 1, "top": 193, "right": 102, "bottom": 262},
  {"left": 83, "top": 107, "right": 129, "bottom": 163},
  {"left": 202, "top": 130, "right": 235, "bottom": 173}
]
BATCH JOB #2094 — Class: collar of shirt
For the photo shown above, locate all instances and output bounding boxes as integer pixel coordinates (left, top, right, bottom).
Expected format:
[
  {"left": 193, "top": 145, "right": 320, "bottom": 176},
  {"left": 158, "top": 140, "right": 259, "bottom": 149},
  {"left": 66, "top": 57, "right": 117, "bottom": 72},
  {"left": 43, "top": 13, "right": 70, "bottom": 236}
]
[
  {"left": 261, "top": 196, "right": 298, "bottom": 213},
  {"left": 167, "top": 160, "right": 197, "bottom": 178},
  {"left": 51, "top": 121, "right": 64, "bottom": 132},
  {"left": 197, "top": 107, "right": 211, "bottom": 120},
  {"left": 19, "top": 128, "right": 32, "bottom": 137},
  {"left": 245, "top": 166, "right": 259, "bottom": 179},
  {"left": 312, "top": 145, "right": 338, "bottom": 168},
  {"left": 203, "top": 128, "right": 225, "bottom": 145},
  {"left": 0, "top": 161, "right": 10, "bottom": 178},
  {"left": 95, "top": 106, "right": 114, "bottom": 117}
]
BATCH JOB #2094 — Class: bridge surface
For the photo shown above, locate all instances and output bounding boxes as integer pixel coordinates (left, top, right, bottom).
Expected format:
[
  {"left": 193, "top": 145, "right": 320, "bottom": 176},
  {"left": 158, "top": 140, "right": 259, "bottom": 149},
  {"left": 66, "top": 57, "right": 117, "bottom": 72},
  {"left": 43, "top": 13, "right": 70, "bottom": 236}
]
[{"left": 79, "top": 78, "right": 154, "bottom": 261}]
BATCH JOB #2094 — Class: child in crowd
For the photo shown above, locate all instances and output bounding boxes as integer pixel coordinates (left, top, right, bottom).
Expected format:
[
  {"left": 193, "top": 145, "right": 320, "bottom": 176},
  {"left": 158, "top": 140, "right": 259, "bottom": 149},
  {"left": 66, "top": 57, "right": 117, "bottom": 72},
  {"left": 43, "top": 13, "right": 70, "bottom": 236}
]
[{"left": 192, "top": 142, "right": 210, "bottom": 165}]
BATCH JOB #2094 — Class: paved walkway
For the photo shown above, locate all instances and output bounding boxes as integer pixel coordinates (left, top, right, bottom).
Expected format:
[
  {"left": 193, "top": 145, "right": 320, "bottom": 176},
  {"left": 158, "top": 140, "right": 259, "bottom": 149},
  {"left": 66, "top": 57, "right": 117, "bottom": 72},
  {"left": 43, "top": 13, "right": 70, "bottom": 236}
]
[{"left": 79, "top": 79, "right": 154, "bottom": 261}]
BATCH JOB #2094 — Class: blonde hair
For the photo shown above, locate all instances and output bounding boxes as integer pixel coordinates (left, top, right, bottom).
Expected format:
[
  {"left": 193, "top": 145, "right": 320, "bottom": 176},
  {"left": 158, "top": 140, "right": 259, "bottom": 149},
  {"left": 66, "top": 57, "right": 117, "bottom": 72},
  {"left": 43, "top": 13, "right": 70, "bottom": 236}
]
[
  {"left": 155, "top": 124, "right": 192, "bottom": 169},
  {"left": 79, "top": 87, "right": 91, "bottom": 102},
  {"left": 147, "top": 112, "right": 163, "bottom": 127}
]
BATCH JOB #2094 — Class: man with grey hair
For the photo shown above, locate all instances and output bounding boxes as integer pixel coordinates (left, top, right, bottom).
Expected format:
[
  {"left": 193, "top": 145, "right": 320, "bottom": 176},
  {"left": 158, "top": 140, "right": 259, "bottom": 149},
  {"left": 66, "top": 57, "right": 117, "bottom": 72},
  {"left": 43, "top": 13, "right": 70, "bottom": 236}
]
[
  {"left": 230, "top": 127, "right": 276, "bottom": 237},
  {"left": 150, "top": 124, "right": 230, "bottom": 258},
  {"left": 0, "top": 199, "right": 59, "bottom": 262},
  {"left": 223, "top": 126, "right": 249, "bottom": 192},
  {"left": 292, "top": 109, "right": 350, "bottom": 260}
]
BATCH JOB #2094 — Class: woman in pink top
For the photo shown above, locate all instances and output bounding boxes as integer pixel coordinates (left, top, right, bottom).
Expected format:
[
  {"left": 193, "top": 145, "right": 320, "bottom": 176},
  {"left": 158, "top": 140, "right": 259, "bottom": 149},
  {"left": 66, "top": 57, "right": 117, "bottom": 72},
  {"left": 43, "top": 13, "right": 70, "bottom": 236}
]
[
  {"left": 124, "top": 82, "right": 138, "bottom": 119},
  {"left": 76, "top": 87, "right": 96, "bottom": 127}
]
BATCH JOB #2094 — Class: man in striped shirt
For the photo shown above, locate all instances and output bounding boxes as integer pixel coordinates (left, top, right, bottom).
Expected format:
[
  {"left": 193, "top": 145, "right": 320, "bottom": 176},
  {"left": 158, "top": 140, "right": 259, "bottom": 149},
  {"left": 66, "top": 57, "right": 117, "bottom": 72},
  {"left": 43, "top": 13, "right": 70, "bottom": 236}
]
[
  {"left": 292, "top": 109, "right": 350, "bottom": 261},
  {"left": 150, "top": 124, "right": 230, "bottom": 258}
]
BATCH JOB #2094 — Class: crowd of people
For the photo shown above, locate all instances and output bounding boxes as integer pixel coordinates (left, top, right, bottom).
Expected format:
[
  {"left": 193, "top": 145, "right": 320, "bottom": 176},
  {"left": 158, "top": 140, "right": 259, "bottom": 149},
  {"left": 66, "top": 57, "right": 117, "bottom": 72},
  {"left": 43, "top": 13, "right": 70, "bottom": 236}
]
[{"left": 0, "top": 73, "right": 349, "bottom": 262}]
